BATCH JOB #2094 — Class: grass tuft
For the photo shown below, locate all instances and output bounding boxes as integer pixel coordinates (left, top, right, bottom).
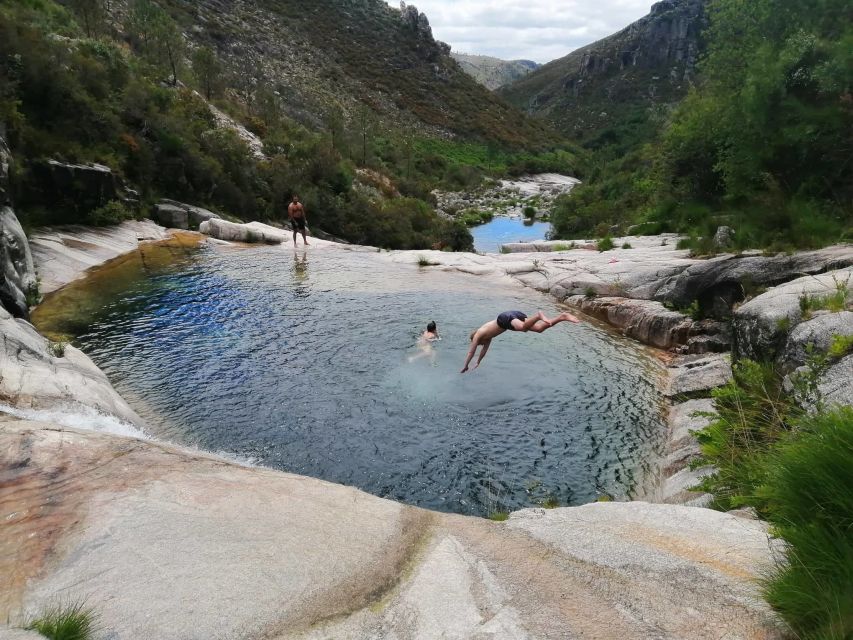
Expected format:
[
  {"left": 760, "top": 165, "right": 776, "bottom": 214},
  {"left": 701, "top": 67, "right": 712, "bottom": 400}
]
[
  {"left": 760, "top": 408, "right": 853, "bottom": 640},
  {"left": 799, "top": 278, "right": 850, "bottom": 319},
  {"left": 26, "top": 602, "right": 97, "bottom": 640}
]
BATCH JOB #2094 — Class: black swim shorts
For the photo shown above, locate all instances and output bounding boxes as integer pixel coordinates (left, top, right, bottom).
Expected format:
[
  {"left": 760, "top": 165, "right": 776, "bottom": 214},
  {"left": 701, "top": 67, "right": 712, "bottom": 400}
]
[
  {"left": 497, "top": 310, "right": 527, "bottom": 331},
  {"left": 291, "top": 217, "right": 306, "bottom": 232}
]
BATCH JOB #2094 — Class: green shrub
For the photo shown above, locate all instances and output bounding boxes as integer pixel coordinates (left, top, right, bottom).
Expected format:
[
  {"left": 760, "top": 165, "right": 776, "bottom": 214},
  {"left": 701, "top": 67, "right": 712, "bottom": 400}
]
[
  {"left": 552, "top": 242, "right": 575, "bottom": 251},
  {"left": 26, "top": 602, "right": 97, "bottom": 640},
  {"left": 597, "top": 235, "right": 615, "bottom": 252},
  {"left": 459, "top": 209, "right": 493, "bottom": 227},
  {"left": 760, "top": 408, "right": 853, "bottom": 640},
  {"left": 694, "top": 360, "right": 800, "bottom": 511},
  {"left": 828, "top": 334, "right": 853, "bottom": 359},
  {"left": 522, "top": 205, "right": 536, "bottom": 219},
  {"left": 621, "top": 242, "right": 632, "bottom": 249},
  {"left": 87, "top": 200, "right": 134, "bottom": 226}
]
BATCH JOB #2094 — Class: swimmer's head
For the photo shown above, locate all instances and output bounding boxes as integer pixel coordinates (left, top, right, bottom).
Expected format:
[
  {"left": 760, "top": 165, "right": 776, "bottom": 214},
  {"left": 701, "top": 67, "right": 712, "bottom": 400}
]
[
  {"left": 469, "top": 330, "right": 476, "bottom": 341},
  {"left": 427, "top": 321, "right": 437, "bottom": 333}
]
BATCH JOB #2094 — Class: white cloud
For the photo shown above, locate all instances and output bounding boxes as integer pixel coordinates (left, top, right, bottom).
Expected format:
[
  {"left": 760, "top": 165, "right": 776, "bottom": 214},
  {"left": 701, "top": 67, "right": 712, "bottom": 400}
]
[{"left": 389, "top": 0, "right": 653, "bottom": 62}]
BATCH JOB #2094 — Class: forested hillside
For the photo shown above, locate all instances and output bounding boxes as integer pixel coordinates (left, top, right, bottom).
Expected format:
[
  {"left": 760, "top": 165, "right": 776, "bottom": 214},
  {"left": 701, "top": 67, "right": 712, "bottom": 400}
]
[
  {"left": 0, "top": 0, "right": 571, "bottom": 250},
  {"left": 541, "top": 0, "right": 852, "bottom": 251}
]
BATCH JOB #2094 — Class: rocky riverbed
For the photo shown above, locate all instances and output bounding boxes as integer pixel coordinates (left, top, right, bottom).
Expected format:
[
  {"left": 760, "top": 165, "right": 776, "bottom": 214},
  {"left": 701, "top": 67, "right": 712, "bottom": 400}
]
[
  {"left": 434, "top": 173, "right": 580, "bottom": 221},
  {"left": 2, "top": 212, "right": 851, "bottom": 639}
]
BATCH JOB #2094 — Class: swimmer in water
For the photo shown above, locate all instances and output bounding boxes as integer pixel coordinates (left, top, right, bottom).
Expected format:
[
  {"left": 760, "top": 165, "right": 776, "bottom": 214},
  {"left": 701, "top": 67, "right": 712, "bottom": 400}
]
[
  {"left": 409, "top": 321, "right": 440, "bottom": 363},
  {"left": 461, "top": 310, "right": 580, "bottom": 373}
]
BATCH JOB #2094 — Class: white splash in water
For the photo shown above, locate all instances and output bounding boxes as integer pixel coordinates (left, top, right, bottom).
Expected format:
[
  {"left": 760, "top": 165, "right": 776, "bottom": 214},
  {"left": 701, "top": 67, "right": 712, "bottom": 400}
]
[{"left": 0, "top": 402, "right": 149, "bottom": 440}]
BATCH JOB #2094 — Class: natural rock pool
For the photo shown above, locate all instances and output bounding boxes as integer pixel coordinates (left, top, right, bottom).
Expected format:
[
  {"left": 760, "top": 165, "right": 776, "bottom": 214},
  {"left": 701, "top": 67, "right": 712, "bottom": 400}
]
[{"left": 33, "top": 242, "right": 666, "bottom": 516}]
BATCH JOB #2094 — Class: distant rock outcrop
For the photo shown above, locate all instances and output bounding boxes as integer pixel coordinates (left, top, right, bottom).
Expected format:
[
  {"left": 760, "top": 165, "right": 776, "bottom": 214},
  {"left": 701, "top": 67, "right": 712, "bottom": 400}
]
[
  {"left": 452, "top": 53, "right": 541, "bottom": 90},
  {"left": 500, "top": 0, "right": 707, "bottom": 140}
]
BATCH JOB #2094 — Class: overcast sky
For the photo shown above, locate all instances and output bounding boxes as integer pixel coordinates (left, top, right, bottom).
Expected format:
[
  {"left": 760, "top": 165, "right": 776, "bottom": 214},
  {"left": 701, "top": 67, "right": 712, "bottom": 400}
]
[{"left": 391, "top": 1, "right": 654, "bottom": 63}]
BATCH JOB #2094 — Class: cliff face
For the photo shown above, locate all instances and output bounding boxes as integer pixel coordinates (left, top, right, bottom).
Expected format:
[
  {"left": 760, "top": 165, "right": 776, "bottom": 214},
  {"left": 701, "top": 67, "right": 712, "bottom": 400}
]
[
  {"left": 500, "top": 0, "right": 707, "bottom": 141},
  {"left": 0, "top": 133, "right": 36, "bottom": 319},
  {"left": 451, "top": 53, "right": 540, "bottom": 90}
]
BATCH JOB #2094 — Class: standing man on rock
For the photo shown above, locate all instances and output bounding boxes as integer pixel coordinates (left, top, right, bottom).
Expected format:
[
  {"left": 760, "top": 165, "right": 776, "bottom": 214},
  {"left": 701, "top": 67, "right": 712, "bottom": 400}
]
[{"left": 287, "top": 194, "right": 309, "bottom": 247}]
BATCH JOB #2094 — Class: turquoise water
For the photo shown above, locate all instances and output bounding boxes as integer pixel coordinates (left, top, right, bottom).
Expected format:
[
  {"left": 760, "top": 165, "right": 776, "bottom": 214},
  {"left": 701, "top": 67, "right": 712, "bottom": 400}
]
[
  {"left": 40, "top": 244, "right": 666, "bottom": 516},
  {"left": 470, "top": 217, "right": 552, "bottom": 253}
]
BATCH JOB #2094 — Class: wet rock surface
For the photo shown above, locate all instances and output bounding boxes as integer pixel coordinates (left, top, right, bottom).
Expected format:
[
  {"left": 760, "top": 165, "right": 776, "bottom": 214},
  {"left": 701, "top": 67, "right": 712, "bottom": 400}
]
[{"left": 0, "top": 306, "right": 142, "bottom": 425}]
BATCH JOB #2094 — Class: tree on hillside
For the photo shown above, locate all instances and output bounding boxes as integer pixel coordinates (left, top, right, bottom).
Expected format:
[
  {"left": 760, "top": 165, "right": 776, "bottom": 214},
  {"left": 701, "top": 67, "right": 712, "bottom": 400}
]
[
  {"left": 356, "top": 103, "right": 377, "bottom": 166},
  {"left": 71, "top": 0, "right": 104, "bottom": 38},
  {"left": 150, "top": 10, "right": 184, "bottom": 86},
  {"left": 326, "top": 103, "right": 344, "bottom": 153},
  {"left": 192, "top": 46, "right": 223, "bottom": 101},
  {"left": 126, "top": 0, "right": 160, "bottom": 55}
]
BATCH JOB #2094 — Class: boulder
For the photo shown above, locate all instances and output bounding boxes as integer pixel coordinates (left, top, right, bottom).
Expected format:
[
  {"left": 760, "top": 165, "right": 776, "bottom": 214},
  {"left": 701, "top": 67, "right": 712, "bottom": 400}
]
[
  {"left": 666, "top": 353, "right": 732, "bottom": 397},
  {"left": 153, "top": 203, "right": 189, "bottom": 230},
  {"left": 199, "top": 218, "right": 285, "bottom": 244},
  {"left": 157, "top": 199, "right": 220, "bottom": 229},
  {"left": 655, "top": 246, "right": 853, "bottom": 316},
  {"left": 712, "top": 225, "right": 734, "bottom": 250},
  {"left": 780, "top": 311, "right": 853, "bottom": 371},
  {"left": 665, "top": 398, "right": 713, "bottom": 475},
  {"left": 733, "top": 267, "right": 853, "bottom": 361},
  {"left": 819, "top": 354, "right": 853, "bottom": 408},
  {"left": 28, "top": 160, "right": 123, "bottom": 212},
  {"left": 566, "top": 295, "right": 694, "bottom": 350},
  {"left": 0, "top": 135, "right": 37, "bottom": 318},
  {"left": 658, "top": 465, "right": 715, "bottom": 505}
]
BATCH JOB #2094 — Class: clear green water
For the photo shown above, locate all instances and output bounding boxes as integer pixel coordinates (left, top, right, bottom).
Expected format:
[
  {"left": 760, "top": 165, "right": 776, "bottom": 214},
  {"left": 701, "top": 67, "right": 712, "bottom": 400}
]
[{"left": 34, "top": 243, "right": 666, "bottom": 516}]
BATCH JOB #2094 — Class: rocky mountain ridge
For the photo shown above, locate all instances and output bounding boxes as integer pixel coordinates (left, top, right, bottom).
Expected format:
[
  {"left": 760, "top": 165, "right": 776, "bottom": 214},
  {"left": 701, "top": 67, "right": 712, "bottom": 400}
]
[
  {"left": 451, "top": 53, "right": 540, "bottom": 90},
  {"left": 500, "top": 0, "right": 706, "bottom": 141},
  {"left": 119, "top": 0, "right": 552, "bottom": 146}
]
